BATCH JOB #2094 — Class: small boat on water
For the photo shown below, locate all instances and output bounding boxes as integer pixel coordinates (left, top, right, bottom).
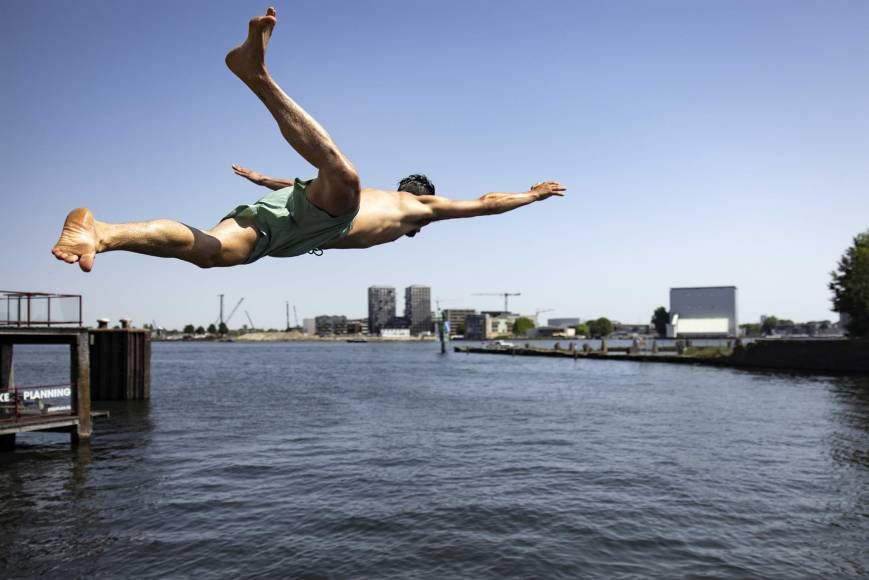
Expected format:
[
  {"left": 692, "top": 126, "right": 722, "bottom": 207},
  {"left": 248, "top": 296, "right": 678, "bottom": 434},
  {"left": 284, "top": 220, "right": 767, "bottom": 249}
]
[
  {"left": 346, "top": 338, "right": 369, "bottom": 343},
  {"left": 485, "top": 340, "right": 515, "bottom": 349}
]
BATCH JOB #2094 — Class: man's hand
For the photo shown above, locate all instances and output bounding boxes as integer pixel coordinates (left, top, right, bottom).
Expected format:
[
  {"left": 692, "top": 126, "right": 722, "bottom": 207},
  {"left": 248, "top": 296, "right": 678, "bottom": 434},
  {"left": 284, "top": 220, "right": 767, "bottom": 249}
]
[
  {"left": 530, "top": 181, "right": 567, "bottom": 200},
  {"left": 232, "top": 164, "right": 265, "bottom": 185}
]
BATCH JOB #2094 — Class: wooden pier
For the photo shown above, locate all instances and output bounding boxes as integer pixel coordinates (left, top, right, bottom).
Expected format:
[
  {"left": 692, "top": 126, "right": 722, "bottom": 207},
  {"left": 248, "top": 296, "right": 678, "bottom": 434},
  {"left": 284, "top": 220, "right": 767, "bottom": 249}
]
[
  {"left": 0, "top": 328, "right": 97, "bottom": 450},
  {"left": 0, "top": 291, "right": 150, "bottom": 451}
]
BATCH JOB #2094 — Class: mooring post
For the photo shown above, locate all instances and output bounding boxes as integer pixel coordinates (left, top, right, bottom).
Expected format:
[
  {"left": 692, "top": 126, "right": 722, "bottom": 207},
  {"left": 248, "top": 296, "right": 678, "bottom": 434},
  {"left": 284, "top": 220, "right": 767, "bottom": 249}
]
[
  {"left": 0, "top": 343, "right": 14, "bottom": 451},
  {"left": 70, "top": 331, "right": 92, "bottom": 444}
]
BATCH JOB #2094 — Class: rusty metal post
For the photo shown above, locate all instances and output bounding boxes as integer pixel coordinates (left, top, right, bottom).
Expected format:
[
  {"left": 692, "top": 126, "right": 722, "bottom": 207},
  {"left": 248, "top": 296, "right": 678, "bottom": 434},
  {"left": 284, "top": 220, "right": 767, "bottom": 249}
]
[{"left": 70, "top": 331, "right": 92, "bottom": 444}]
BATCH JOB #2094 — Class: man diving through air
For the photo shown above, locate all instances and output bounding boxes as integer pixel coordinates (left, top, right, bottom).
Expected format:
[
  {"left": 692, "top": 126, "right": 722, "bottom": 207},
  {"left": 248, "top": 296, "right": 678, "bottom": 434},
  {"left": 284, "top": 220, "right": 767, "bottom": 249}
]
[{"left": 52, "top": 7, "right": 566, "bottom": 272}]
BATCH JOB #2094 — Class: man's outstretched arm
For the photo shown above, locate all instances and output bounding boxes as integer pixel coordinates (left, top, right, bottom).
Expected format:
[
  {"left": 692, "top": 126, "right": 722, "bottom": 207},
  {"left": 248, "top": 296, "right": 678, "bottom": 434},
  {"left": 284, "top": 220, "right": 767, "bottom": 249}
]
[
  {"left": 232, "top": 164, "right": 295, "bottom": 191},
  {"left": 420, "top": 181, "right": 566, "bottom": 221}
]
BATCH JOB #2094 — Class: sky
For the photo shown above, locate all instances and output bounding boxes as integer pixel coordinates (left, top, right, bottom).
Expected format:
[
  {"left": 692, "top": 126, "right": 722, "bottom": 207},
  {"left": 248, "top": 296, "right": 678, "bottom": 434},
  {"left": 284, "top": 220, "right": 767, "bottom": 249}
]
[{"left": 1, "top": 0, "right": 867, "bottom": 329}]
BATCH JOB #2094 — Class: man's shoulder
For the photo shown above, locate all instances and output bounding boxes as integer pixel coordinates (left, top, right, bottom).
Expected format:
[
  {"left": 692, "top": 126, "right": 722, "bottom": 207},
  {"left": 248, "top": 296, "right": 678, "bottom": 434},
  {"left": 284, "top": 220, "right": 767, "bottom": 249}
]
[{"left": 361, "top": 188, "right": 433, "bottom": 206}]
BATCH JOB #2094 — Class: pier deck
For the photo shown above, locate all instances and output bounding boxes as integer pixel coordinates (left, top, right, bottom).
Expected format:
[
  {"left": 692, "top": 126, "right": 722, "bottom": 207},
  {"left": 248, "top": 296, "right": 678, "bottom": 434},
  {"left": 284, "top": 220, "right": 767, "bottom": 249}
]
[{"left": 0, "top": 327, "right": 94, "bottom": 449}]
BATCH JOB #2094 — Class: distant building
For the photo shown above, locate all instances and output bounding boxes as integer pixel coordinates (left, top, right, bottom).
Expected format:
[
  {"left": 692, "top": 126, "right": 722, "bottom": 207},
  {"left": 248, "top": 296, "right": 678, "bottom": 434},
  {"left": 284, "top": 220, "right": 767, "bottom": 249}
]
[
  {"left": 442, "top": 309, "right": 476, "bottom": 336},
  {"left": 368, "top": 286, "right": 396, "bottom": 336},
  {"left": 548, "top": 317, "right": 580, "bottom": 328},
  {"left": 302, "top": 318, "right": 316, "bottom": 335},
  {"left": 405, "top": 285, "right": 432, "bottom": 336},
  {"left": 387, "top": 316, "right": 409, "bottom": 329},
  {"left": 613, "top": 323, "right": 652, "bottom": 336},
  {"left": 839, "top": 312, "right": 851, "bottom": 336},
  {"left": 380, "top": 328, "right": 411, "bottom": 338},
  {"left": 465, "top": 313, "right": 519, "bottom": 340},
  {"left": 528, "top": 326, "right": 577, "bottom": 338},
  {"left": 465, "top": 314, "right": 486, "bottom": 340},
  {"left": 346, "top": 318, "right": 369, "bottom": 335},
  {"left": 315, "top": 315, "right": 348, "bottom": 336},
  {"left": 668, "top": 286, "right": 738, "bottom": 337}
]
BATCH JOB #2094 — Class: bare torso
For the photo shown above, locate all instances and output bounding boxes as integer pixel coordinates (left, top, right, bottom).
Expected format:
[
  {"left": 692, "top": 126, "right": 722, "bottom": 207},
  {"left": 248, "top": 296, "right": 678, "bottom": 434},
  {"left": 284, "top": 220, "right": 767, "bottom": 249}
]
[{"left": 323, "top": 189, "right": 431, "bottom": 249}]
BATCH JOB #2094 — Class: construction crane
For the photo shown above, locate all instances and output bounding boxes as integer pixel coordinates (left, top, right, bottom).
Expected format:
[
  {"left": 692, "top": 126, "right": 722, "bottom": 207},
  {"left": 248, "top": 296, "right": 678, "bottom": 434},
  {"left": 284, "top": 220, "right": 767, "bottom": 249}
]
[
  {"left": 245, "top": 310, "right": 255, "bottom": 330},
  {"left": 534, "top": 308, "right": 554, "bottom": 325},
  {"left": 434, "top": 298, "right": 455, "bottom": 314},
  {"left": 224, "top": 298, "right": 244, "bottom": 326},
  {"left": 285, "top": 302, "right": 301, "bottom": 331},
  {"left": 216, "top": 295, "right": 246, "bottom": 325},
  {"left": 474, "top": 292, "right": 521, "bottom": 313}
]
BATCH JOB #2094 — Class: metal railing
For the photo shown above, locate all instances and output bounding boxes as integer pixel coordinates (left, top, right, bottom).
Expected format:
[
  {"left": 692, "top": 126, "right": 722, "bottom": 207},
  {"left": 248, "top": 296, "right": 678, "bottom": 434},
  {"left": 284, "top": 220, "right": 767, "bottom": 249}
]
[
  {"left": 0, "top": 291, "right": 82, "bottom": 327},
  {"left": 0, "top": 383, "right": 75, "bottom": 423}
]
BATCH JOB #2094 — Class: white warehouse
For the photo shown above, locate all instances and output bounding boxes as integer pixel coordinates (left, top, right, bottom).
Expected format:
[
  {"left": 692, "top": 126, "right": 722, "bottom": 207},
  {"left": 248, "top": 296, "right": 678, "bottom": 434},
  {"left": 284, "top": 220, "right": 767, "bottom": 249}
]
[{"left": 667, "top": 286, "right": 738, "bottom": 338}]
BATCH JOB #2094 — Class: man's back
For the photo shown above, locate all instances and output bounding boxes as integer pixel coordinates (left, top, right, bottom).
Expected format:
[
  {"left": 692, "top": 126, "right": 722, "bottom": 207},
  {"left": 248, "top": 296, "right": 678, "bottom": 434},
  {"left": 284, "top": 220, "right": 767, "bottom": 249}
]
[{"left": 325, "top": 189, "right": 431, "bottom": 249}]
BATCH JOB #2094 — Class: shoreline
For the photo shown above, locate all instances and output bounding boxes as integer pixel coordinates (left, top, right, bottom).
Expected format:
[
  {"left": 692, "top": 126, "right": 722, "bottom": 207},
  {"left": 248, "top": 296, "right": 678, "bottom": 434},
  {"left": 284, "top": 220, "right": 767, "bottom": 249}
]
[
  {"left": 155, "top": 332, "right": 437, "bottom": 343},
  {"left": 455, "top": 339, "right": 869, "bottom": 376}
]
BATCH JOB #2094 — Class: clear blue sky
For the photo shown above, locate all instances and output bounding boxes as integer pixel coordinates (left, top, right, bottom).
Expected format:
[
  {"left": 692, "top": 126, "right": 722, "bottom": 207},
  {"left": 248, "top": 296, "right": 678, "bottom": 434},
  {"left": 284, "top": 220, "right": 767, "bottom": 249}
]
[{"left": 2, "top": 0, "right": 867, "bottom": 329}]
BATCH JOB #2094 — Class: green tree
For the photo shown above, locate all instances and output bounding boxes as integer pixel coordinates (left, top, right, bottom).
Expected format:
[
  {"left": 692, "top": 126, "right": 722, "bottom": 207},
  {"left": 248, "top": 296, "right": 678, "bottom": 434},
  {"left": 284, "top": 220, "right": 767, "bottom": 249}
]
[
  {"left": 512, "top": 317, "right": 535, "bottom": 336},
  {"left": 587, "top": 317, "right": 613, "bottom": 338},
  {"left": 218, "top": 322, "right": 229, "bottom": 335},
  {"left": 207, "top": 323, "right": 217, "bottom": 334},
  {"left": 761, "top": 316, "right": 779, "bottom": 335},
  {"left": 830, "top": 230, "right": 869, "bottom": 337},
  {"left": 195, "top": 326, "right": 206, "bottom": 335},
  {"left": 739, "top": 323, "right": 762, "bottom": 337},
  {"left": 651, "top": 306, "right": 669, "bottom": 337},
  {"left": 574, "top": 323, "right": 590, "bottom": 337},
  {"left": 183, "top": 324, "right": 195, "bottom": 334}
]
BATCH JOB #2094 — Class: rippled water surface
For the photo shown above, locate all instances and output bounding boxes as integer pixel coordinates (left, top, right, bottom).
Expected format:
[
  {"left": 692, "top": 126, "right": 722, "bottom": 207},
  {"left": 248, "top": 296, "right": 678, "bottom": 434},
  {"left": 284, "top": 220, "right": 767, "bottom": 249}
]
[{"left": 2, "top": 342, "right": 868, "bottom": 578}]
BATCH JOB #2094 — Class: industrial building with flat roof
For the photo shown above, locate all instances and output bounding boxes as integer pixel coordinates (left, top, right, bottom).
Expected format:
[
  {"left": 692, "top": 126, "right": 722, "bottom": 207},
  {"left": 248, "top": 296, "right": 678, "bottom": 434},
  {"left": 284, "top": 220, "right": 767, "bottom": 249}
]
[{"left": 667, "top": 286, "right": 738, "bottom": 338}]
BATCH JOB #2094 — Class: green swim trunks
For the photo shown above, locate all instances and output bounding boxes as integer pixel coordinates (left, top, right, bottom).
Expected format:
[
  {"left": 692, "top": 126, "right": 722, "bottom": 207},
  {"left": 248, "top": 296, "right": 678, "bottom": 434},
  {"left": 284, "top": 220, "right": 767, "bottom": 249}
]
[{"left": 222, "top": 178, "right": 357, "bottom": 264}]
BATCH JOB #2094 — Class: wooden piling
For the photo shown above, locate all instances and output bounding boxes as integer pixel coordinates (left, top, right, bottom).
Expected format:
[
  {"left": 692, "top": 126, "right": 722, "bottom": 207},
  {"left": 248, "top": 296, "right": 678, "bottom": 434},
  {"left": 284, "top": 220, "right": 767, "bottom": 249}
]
[
  {"left": 88, "top": 329, "right": 150, "bottom": 400},
  {"left": 71, "top": 330, "right": 91, "bottom": 443},
  {"left": 1, "top": 343, "right": 13, "bottom": 389},
  {"left": 0, "top": 343, "right": 14, "bottom": 450}
]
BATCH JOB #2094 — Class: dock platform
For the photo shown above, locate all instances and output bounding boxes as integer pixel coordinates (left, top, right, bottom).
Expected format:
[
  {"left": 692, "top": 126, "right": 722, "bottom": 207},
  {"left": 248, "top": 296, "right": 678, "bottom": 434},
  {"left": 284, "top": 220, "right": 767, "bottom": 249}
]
[{"left": 0, "top": 327, "right": 95, "bottom": 450}]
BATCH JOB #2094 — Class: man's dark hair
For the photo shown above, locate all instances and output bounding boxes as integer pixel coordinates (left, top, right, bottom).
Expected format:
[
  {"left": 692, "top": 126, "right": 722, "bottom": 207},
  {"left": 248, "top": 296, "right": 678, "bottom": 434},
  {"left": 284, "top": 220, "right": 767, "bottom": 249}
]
[
  {"left": 398, "top": 174, "right": 435, "bottom": 238},
  {"left": 398, "top": 174, "right": 435, "bottom": 196}
]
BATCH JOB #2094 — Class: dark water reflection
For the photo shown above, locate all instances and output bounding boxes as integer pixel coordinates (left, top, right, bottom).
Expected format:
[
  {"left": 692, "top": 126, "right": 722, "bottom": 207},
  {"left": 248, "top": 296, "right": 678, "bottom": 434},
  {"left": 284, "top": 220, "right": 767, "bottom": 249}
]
[{"left": 1, "top": 343, "right": 868, "bottom": 578}]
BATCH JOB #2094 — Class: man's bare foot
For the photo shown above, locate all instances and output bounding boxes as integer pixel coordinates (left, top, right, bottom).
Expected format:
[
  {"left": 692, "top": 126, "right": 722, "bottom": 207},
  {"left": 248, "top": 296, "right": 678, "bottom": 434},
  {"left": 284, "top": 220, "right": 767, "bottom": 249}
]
[
  {"left": 225, "top": 7, "right": 277, "bottom": 82},
  {"left": 52, "top": 208, "right": 99, "bottom": 272}
]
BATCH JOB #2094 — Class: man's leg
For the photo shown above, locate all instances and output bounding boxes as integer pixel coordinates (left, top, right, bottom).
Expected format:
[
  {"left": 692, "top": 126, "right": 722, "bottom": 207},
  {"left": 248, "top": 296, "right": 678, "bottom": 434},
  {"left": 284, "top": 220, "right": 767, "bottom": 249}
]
[
  {"left": 51, "top": 208, "right": 258, "bottom": 272},
  {"left": 225, "top": 7, "right": 360, "bottom": 216}
]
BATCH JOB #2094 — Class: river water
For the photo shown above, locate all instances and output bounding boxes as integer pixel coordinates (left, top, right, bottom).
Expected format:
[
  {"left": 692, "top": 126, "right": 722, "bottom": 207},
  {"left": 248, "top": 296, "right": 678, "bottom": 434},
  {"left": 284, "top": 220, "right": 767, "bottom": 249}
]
[{"left": 2, "top": 342, "right": 867, "bottom": 578}]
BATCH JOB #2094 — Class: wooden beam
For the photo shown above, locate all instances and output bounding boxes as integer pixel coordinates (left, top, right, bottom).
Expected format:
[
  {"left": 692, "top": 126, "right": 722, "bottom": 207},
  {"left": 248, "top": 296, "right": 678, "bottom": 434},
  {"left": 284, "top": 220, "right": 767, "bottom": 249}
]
[
  {"left": 0, "top": 343, "right": 12, "bottom": 389},
  {"left": 70, "top": 331, "right": 92, "bottom": 444}
]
